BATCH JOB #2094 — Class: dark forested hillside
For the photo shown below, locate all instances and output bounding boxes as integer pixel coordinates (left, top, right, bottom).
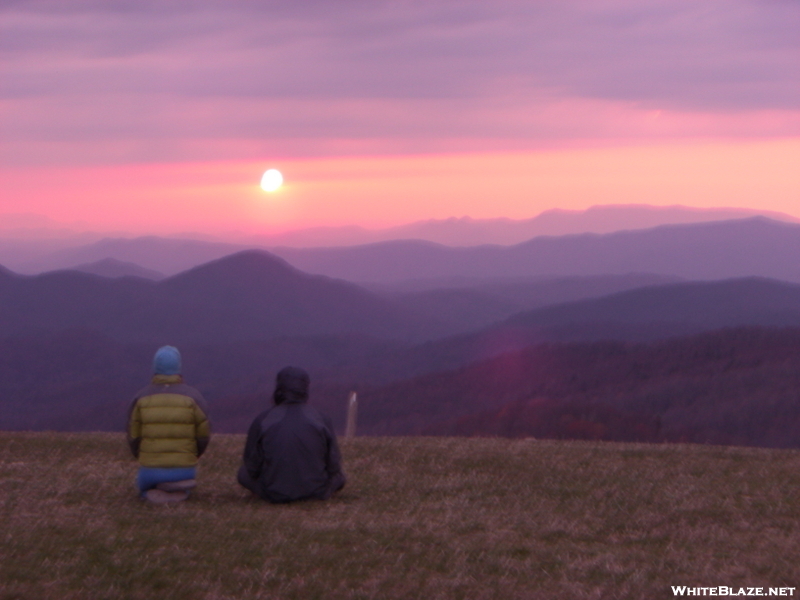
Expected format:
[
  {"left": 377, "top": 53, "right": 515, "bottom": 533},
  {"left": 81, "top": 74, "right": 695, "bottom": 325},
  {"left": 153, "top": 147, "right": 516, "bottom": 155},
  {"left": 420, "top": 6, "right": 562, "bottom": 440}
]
[
  {"left": 5, "top": 326, "right": 800, "bottom": 449},
  {"left": 352, "top": 327, "right": 800, "bottom": 448},
  {"left": 345, "top": 277, "right": 800, "bottom": 384},
  {"left": 0, "top": 329, "right": 402, "bottom": 432}
]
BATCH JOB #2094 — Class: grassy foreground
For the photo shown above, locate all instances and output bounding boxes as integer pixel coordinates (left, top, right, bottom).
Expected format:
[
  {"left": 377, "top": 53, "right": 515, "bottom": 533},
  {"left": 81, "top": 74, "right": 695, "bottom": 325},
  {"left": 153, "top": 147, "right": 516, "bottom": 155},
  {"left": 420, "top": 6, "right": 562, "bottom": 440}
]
[{"left": 1, "top": 433, "right": 799, "bottom": 600}]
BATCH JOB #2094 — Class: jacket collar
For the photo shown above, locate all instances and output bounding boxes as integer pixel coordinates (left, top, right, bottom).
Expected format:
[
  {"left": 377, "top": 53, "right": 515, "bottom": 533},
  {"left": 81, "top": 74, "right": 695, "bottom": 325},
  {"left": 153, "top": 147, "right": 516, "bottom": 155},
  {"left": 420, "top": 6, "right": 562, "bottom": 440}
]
[
  {"left": 152, "top": 374, "right": 183, "bottom": 385},
  {"left": 281, "top": 397, "right": 307, "bottom": 405}
]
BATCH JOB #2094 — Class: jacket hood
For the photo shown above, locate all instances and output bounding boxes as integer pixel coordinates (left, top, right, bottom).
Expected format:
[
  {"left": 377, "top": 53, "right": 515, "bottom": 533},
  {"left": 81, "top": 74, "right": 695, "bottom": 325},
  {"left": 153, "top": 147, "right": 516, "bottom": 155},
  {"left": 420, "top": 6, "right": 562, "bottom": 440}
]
[
  {"left": 273, "top": 366, "right": 309, "bottom": 405},
  {"left": 152, "top": 374, "right": 183, "bottom": 385}
]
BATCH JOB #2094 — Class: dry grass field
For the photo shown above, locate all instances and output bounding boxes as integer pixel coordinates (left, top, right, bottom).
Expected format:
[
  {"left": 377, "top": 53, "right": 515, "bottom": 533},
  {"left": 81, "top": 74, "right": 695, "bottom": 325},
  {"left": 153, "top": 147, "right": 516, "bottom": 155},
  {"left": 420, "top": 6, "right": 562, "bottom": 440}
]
[{"left": 1, "top": 432, "right": 799, "bottom": 600}]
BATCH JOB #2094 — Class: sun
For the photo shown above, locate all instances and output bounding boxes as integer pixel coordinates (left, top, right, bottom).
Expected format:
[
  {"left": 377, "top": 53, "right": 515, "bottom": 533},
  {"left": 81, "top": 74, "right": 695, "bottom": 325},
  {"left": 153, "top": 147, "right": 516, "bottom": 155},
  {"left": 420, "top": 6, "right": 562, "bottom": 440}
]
[{"left": 260, "top": 169, "right": 283, "bottom": 192}]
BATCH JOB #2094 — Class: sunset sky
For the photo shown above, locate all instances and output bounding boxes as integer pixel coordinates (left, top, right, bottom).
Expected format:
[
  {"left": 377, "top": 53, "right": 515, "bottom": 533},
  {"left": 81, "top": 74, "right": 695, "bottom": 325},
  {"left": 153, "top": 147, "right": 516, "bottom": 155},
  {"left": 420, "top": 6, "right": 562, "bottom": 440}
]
[{"left": 1, "top": 0, "right": 798, "bottom": 238}]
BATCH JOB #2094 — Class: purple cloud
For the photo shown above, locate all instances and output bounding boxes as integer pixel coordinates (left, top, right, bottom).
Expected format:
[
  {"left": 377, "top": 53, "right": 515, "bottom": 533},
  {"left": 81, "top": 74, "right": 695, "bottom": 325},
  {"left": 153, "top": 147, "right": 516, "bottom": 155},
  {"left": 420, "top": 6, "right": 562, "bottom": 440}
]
[{"left": 1, "top": 0, "right": 798, "bottom": 165}]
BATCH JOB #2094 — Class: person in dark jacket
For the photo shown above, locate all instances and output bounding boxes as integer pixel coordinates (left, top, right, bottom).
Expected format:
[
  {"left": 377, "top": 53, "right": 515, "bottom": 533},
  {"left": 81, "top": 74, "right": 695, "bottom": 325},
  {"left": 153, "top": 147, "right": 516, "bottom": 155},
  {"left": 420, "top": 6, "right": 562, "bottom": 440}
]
[
  {"left": 237, "top": 366, "right": 346, "bottom": 503},
  {"left": 128, "top": 345, "right": 210, "bottom": 504}
]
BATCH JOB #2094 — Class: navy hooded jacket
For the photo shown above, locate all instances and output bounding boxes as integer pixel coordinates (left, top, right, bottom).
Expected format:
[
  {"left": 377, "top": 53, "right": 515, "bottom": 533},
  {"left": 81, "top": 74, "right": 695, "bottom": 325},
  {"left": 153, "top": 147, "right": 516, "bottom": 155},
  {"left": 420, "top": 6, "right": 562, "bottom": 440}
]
[{"left": 241, "top": 367, "right": 345, "bottom": 503}]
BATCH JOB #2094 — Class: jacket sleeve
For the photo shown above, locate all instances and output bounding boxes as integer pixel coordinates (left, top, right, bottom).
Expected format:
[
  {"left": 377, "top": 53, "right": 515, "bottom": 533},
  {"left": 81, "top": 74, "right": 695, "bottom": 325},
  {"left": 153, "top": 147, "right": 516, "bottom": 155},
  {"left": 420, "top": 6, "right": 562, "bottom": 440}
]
[
  {"left": 242, "top": 414, "right": 265, "bottom": 480},
  {"left": 127, "top": 399, "right": 142, "bottom": 458},
  {"left": 192, "top": 399, "right": 211, "bottom": 457}
]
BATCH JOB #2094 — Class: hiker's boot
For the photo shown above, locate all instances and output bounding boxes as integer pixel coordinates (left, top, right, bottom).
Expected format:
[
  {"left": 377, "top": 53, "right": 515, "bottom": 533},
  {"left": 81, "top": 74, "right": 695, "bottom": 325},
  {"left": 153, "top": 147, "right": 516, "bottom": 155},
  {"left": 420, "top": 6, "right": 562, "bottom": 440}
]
[
  {"left": 155, "top": 479, "right": 197, "bottom": 493},
  {"left": 145, "top": 489, "right": 189, "bottom": 504}
]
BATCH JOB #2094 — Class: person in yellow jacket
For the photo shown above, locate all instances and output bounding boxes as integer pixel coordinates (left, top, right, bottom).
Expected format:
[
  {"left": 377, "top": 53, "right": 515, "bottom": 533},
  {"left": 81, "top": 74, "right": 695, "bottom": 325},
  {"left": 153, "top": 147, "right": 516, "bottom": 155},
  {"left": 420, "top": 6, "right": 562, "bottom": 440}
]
[{"left": 127, "top": 345, "right": 210, "bottom": 504}]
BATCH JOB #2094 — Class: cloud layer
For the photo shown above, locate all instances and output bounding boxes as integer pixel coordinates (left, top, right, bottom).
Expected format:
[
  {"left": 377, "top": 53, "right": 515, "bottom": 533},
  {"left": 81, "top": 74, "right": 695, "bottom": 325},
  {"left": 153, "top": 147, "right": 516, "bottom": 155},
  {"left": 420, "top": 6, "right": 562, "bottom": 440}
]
[{"left": 2, "top": 0, "right": 798, "bottom": 165}]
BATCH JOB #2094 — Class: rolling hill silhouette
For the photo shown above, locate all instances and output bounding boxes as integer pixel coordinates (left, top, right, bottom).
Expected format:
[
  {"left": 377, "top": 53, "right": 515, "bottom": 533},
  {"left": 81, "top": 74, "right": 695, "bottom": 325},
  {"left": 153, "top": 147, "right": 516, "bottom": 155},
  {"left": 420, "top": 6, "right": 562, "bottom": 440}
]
[
  {"left": 9, "top": 207, "right": 797, "bottom": 276},
  {"left": 72, "top": 258, "right": 165, "bottom": 280},
  {"left": 0, "top": 250, "right": 436, "bottom": 343},
  {"left": 226, "top": 204, "right": 799, "bottom": 247},
  {"left": 382, "top": 273, "right": 679, "bottom": 333},
  {"left": 12, "top": 217, "right": 800, "bottom": 284},
  {"left": 22, "top": 236, "right": 248, "bottom": 276},
  {"left": 338, "top": 277, "right": 800, "bottom": 385},
  {"left": 500, "top": 277, "right": 800, "bottom": 340},
  {"left": 272, "top": 217, "right": 800, "bottom": 283},
  {"left": 6, "top": 248, "right": 800, "bottom": 446},
  {"left": 5, "top": 204, "right": 800, "bottom": 449}
]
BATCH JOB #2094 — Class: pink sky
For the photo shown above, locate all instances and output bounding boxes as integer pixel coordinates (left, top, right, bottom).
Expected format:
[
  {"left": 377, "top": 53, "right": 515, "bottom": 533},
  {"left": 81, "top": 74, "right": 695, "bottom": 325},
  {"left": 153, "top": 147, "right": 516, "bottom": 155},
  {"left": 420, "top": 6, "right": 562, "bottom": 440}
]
[{"left": 1, "top": 0, "right": 798, "bottom": 238}]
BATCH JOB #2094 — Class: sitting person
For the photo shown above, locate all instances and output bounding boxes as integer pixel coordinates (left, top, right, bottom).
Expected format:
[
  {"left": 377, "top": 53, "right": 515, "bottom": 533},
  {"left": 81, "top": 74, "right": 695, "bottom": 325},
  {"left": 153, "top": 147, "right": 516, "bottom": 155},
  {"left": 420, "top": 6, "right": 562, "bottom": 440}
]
[
  {"left": 127, "top": 345, "right": 210, "bottom": 504},
  {"left": 238, "top": 366, "right": 346, "bottom": 503}
]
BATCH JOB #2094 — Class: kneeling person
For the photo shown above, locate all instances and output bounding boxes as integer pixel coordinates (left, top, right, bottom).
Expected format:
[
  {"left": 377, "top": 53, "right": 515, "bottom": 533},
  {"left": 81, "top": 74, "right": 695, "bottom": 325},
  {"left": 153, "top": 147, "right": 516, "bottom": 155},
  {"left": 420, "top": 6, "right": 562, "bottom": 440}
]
[
  {"left": 238, "top": 366, "right": 345, "bottom": 503},
  {"left": 128, "top": 346, "right": 210, "bottom": 504}
]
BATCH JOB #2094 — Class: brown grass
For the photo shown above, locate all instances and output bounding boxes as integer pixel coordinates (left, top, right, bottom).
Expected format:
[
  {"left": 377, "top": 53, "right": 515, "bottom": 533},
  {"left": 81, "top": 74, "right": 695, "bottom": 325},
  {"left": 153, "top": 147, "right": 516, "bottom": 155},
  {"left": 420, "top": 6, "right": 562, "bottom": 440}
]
[{"left": 1, "top": 433, "right": 799, "bottom": 599}]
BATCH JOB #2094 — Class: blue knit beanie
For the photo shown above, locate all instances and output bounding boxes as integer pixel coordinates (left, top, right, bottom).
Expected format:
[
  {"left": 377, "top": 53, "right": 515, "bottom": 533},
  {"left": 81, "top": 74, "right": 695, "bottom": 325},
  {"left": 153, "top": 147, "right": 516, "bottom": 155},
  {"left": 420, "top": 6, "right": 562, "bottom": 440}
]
[{"left": 153, "top": 346, "right": 181, "bottom": 375}]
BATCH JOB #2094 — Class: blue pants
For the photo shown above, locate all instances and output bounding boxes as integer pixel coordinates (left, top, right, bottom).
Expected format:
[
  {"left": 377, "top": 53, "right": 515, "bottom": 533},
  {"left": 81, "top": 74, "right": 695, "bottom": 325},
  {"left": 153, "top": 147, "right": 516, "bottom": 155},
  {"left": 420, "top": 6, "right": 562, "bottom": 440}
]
[{"left": 137, "top": 467, "right": 196, "bottom": 495}]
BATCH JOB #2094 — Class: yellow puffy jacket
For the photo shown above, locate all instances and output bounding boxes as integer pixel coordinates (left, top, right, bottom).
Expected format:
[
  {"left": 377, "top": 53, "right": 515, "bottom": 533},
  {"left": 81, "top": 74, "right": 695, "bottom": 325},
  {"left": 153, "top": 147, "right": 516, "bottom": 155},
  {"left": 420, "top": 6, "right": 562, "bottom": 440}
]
[{"left": 127, "top": 374, "right": 210, "bottom": 468}]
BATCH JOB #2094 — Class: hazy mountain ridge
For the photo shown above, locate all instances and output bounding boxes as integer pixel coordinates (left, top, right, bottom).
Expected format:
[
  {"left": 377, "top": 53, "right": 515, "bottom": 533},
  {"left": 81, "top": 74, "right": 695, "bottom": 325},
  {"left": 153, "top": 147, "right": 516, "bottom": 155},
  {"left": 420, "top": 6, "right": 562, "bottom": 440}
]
[
  {"left": 12, "top": 236, "right": 248, "bottom": 276},
  {"left": 4, "top": 213, "right": 800, "bottom": 284},
  {"left": 317, "top": 204, "right": 797, "bottom": 247},
  {"left": 380, "top": 273, "right": 681, "bottom": 332},
  {"left": 5, "top": 237, "right": 800, "bottom": 446},
  {"left": 0, "top": 250, "right": 440, "bottom": 344},
  {"left": 272, "top": 218, "right": 800, "bottom": 283},
  {"left": 0, "top": 251, "right": 697, "bottom": 348},
  {"left": 5, "top": 265, "right": 800, "bottom": 444},
  {"left": 71, "top": 258, "right": 165, "bottom": 280},
  {"left": 253, "top": 204, "right": 776, "bottom": 247},
  {"left": 501, "top": 277, "right": 800, "bottom": 336},
  {"left": 4, "top": 206, "right": 796, "bottom": 273}
]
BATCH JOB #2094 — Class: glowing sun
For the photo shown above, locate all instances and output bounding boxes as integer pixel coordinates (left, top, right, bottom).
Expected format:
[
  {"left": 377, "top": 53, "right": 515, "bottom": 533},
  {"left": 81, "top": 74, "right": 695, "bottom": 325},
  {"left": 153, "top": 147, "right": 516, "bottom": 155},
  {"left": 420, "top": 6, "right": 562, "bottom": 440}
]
[{"left": 260, "top": 169, "right": 283, "bottom": 192}]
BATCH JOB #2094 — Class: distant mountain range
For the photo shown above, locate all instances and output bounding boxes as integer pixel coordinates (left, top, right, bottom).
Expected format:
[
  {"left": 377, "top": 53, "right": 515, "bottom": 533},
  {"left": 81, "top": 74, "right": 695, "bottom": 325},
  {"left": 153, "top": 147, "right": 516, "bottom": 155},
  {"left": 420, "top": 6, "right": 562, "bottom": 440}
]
[
  {"left": 0, "top": 250, "right": 435, "bottom": 344},
  {"left": 31, "top": 215, "right": 784, "bottom": 285},
  {"left": 7, "top": 246, "right": 800, "bottom": 351},
  {"left": 376, "top": 273, "right": 680, "bottom": 333},
  {"left": 3, "top": 206, "right": 796, "bottom": 267},
  {"left": 3, "top": 208, "right": 798, "bottom": 281},
  {"left": 72, "top": 258, "right": 165, "bottom": 280},
  {"left": 3, "top": 247, "right": 800, "bottom": 435},
  {"left": 4, "top": 242, "right": 800, "bottom": 356},
  {"left": 249, "top": 204, "right": 798, "bottom": 247},
  {"left": 273, "top": 217, "right": 800, "bottom": 283},
  {"left": 346, "top": 277, "right": 800, "bottom": 384},
  {"left": 4, "top": 230, "right": 800, "bottom": 447},
  {"left": 500, "top": 277, "right": 800, "bottom": 339},
  {"left": 17, "top": 236, "right": 247, "bottom": 277}
]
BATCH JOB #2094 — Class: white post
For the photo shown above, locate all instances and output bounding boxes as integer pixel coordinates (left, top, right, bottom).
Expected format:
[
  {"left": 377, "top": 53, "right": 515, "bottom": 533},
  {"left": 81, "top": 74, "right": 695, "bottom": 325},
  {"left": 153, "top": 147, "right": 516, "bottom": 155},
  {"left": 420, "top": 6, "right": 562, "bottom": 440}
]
[{"left": 345, "top": 391, "right": 358, "bottom": 438}]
